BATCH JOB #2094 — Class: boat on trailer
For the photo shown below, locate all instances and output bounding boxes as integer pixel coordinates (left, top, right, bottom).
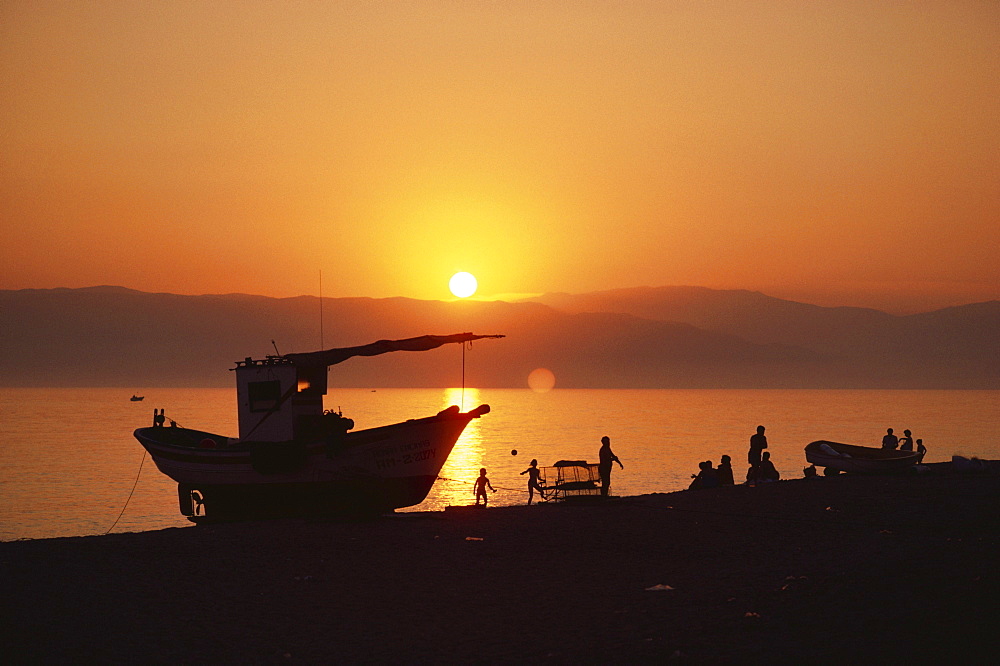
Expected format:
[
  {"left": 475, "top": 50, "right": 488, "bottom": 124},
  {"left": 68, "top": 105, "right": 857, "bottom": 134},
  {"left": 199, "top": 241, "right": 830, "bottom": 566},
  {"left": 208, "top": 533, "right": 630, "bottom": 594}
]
[
  {"left": 804, "top": 440, "right": 921, "bottom": 474},
  {"left": 134, "top": 333, "right": 503, "bottom": 521}
]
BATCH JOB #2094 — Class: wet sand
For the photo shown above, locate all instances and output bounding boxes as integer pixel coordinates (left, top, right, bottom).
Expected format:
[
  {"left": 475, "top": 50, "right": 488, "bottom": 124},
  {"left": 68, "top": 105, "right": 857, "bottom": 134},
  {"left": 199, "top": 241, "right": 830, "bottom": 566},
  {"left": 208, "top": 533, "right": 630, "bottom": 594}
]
[{"left": 3, "top": 467, "right": 999, "bottom": 663}]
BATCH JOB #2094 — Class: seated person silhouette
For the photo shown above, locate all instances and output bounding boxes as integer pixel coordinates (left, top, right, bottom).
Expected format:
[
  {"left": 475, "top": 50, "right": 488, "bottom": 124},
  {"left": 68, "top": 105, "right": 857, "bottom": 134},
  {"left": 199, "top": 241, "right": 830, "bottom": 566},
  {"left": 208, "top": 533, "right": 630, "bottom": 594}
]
[
  {"left": 688, "top": 460, "right": 719, "bottom": 490},
  {"left": 757, "top": 451, "right": 780, "bottom": 482},
  {"left": 716, "top": 454, "right": 735, "bottom": 485}
]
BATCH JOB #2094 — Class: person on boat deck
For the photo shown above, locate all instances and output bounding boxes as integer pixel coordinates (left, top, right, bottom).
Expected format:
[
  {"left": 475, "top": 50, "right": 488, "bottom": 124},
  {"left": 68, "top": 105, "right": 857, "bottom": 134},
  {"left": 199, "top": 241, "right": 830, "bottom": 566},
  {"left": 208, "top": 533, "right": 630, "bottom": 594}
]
[
  {"left": 520, "top": 459, "right": 547, "bottom": 505},
  {"left": 598, "top": 436, "right": 624, "bottom": 497},
  {"left": 748, "top": 425, "right": 768, "bottom": 483},
  {"left": 881, "top": 428, "right": 899, "bottom": 450},
  {"left": 898, "top": 429, "right": 914, "bottom": 451},
  {"left": 473, "top": 468, "right": 496, "bottom": 506},
  {"left": 689, "top": 460, "right": 719, "bottom": 490},
  {"left": 716, "top": 455, "right": 735, "bottom": 485},
  {"left": 757, "top": 451, "right": 780, "bottom": 482},
  {"left": 917, "top": 439, "right": 927, "bottom": 463}
]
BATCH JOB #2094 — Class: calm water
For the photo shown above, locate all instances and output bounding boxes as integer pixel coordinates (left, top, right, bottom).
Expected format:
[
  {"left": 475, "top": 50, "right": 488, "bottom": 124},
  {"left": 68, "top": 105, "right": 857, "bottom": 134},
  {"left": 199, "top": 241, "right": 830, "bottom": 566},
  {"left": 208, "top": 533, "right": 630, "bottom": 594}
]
[{"left": 1, "top": 388, "right": 997, "bottom": 541}]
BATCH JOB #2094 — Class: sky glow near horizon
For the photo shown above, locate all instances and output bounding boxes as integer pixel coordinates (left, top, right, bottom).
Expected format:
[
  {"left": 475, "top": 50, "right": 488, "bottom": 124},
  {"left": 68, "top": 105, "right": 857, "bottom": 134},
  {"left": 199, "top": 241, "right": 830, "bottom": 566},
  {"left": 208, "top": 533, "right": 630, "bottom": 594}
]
[{"left": 1, "top": 2, "right": 998, "bottom": 314}]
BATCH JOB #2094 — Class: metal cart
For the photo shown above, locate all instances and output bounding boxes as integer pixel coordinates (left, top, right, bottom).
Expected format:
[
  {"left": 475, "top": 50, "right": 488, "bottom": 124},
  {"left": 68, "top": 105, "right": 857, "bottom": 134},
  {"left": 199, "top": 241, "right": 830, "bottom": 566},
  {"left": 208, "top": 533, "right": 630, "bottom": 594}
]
[{"left": 538, "top": 460, "right": 601, "bottom": 501}]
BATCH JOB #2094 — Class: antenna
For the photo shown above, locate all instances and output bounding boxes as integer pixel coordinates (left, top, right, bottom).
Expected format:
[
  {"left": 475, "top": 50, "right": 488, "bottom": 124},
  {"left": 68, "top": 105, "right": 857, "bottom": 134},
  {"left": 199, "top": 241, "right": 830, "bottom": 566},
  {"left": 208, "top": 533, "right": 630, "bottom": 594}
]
[
  {"left": 319, "top": 269, "right": 324, "bottom": 350},
  {"left": 271, "top": 340, "right": 280, "bottom": 356},
  {"left": 461, "top": 341, "right": 466, "bottom": 411}
]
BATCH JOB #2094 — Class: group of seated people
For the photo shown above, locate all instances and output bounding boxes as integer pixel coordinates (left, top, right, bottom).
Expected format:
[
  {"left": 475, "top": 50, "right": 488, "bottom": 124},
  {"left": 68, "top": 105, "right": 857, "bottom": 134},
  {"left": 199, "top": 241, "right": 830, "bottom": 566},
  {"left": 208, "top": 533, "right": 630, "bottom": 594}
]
[
  {"left": 882, "top": 428, "right": 927, "bottom": 461},
  {"left": 688, "top": 452, "right": 780, "bottom": 490}
]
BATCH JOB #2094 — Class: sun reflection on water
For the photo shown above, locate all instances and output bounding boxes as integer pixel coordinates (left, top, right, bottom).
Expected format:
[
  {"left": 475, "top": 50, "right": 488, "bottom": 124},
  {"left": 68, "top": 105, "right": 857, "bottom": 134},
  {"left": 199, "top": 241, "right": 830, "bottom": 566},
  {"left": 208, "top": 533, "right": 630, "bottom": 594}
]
[{"left": 426, "top": 388, "right": 485, "bottom": 510}]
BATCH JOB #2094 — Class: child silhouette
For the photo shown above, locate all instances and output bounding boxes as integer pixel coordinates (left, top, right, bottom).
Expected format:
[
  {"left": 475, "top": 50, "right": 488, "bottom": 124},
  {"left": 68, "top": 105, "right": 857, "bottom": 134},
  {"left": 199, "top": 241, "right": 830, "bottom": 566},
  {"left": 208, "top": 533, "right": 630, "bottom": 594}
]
[{"left": 473, "top": 467, "right": 496, "bottom": 506}]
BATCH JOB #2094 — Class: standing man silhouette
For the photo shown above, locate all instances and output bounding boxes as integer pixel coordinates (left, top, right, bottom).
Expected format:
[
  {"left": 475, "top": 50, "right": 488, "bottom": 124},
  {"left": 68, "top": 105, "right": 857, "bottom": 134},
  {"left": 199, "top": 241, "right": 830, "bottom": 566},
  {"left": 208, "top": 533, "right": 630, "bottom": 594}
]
[
  {"left": 598, "top": 436, "right": 623, "bottom": 497},
  {"left": 748, "top": 425, "right": 768, "bottom": 484}
]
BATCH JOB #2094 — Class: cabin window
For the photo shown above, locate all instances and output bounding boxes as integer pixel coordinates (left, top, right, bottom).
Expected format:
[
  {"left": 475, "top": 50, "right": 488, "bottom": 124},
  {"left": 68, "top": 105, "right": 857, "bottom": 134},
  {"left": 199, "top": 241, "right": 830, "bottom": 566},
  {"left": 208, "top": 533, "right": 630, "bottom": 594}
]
[
  {"left": 248, "top": 380, "right": 281, "bottom": 413},
  {"left": 296, "top": 365, "right": 327, "bottom": 396}
]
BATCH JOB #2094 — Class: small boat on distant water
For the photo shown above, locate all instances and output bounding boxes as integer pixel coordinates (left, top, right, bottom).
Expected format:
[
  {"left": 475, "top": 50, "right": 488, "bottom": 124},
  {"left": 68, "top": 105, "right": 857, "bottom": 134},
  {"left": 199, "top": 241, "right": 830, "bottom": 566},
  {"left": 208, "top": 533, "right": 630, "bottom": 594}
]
[
  {"left": 134, "top": 333, "right": 503, "bottom": 521},
  {"left": 805, "top": 440, "right": 921, "bottom": 474},
  {"left": 130, "top": 395, "right": 144, "bottom": 402}
]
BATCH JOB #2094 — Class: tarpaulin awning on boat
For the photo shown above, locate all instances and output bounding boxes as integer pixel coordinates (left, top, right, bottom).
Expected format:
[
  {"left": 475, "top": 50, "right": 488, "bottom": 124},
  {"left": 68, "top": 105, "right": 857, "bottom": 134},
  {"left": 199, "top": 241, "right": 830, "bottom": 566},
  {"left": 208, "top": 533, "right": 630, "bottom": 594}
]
[{"left": 283, "top": 333, "right": 504, "bottom": 368}]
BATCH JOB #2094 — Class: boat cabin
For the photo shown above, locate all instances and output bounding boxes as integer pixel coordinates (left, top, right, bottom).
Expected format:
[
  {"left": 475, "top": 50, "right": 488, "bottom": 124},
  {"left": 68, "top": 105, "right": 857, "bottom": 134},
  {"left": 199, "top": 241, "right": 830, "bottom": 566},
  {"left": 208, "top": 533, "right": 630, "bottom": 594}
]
[
  {"left": 234, "top": 356, "right": 329, "bottom": 442},
  {"left": 231, "top": 333, "right": 504, "bottom": 443}
]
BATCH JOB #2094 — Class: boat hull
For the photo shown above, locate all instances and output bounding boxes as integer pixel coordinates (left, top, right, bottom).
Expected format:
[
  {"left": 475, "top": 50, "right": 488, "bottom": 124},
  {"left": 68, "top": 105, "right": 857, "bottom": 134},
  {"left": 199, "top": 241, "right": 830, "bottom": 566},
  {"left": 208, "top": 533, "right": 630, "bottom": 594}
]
[
  {"left": 805, "top": 440, "right": 921, "bottom": 474},
  {"left": 134, "top": 405, "right": 487, "bottom": 517},
  {"left": 176, "top": 476, "right": 440, "bottom": 520}
]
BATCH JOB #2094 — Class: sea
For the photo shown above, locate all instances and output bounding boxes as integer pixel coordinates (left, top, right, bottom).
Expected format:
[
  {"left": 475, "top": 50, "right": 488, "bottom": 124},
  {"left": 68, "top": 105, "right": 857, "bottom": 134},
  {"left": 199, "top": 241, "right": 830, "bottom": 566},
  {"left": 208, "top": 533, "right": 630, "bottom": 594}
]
[{"left": 1, "top": 387, "right": 997, "bottom": 541}]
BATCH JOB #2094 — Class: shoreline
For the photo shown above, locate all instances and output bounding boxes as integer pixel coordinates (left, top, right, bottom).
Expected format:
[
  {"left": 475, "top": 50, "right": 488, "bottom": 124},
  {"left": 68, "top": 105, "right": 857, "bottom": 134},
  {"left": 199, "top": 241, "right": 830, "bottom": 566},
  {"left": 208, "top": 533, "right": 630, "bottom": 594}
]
[{"left": 3, "top": 469, "right": 999, "bottom": 662}]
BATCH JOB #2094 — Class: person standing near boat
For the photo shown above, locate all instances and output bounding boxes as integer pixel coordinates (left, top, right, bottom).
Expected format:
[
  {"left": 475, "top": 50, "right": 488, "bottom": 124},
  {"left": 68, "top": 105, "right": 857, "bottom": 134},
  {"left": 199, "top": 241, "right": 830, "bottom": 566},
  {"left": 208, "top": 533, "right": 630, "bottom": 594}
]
[
  {"left": 917, "top": 439, "right": 927, "bottom": 463},
  {"left": 748, "top": 426, "right": 767, "bottom": 483},
  {"left": 520, "top": 459, "right": 547, "bottom": 505},
  {"left": 881, "top": 428, "right": 898, "bottom": 450},
  {"left": 898, "top": 429, "right": 914, "bottom": 452},
  {"left": 598, "top": 436, "right": 623, "bottom": 497}
]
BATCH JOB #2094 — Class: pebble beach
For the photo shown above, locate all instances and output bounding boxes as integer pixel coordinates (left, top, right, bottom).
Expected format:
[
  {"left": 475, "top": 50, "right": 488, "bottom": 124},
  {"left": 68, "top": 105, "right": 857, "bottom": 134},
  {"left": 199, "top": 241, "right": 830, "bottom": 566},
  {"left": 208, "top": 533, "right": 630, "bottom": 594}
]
[{"left": 3, "top": 466, "right": 999, "bottom": 663}]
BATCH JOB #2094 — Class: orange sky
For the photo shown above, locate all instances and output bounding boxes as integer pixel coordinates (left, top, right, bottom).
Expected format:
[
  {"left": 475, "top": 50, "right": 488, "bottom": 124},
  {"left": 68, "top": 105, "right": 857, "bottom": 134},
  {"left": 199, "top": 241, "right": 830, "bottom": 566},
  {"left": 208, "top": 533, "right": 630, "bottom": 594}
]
[{"left": 2, "top": 2, "right": 997, "bottom": 313}]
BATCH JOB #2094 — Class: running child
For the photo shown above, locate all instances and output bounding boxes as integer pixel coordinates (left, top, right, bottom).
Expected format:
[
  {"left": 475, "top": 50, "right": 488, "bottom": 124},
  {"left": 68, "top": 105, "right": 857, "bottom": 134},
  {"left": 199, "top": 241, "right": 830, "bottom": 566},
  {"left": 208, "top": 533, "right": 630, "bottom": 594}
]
[{"left": 520, "top": 459, "right": 547, "bottom": 505}]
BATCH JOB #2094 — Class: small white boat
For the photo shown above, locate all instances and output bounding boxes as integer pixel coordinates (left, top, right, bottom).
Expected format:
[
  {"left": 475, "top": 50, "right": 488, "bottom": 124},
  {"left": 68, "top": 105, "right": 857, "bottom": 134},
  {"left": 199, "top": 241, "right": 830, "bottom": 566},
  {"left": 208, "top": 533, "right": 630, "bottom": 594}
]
[
  {"left": 134, "top": 333, "right": 503, "bottom": 520},
  {"left": 804, "top": 440, "right": 921, "bottom": 474}
]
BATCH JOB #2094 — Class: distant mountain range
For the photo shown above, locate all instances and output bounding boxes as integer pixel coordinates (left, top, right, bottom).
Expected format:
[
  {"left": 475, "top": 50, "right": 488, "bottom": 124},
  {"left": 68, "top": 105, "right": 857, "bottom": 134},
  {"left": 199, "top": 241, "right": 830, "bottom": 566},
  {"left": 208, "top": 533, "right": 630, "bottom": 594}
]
[{"left": 2, "top": 286, "right": 996, "bottom": 388}]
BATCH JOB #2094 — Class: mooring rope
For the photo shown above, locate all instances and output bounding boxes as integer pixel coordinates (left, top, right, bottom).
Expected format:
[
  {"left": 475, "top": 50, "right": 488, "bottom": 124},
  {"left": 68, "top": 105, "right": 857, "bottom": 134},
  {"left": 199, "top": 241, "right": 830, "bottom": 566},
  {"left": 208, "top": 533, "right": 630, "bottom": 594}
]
[
  {"left": 436, "top": 475, "right": 533, "bottom": 494},
  {"left": 105, "top": 449, "right": 147, "bottom": 535}
]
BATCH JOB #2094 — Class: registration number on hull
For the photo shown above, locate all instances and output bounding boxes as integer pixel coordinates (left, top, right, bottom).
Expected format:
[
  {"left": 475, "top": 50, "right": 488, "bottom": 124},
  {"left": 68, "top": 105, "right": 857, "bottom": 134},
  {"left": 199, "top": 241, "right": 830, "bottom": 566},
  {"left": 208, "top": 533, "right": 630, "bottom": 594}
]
[{"left": 373, "top": 440, "right": 434, "bottom": 470}]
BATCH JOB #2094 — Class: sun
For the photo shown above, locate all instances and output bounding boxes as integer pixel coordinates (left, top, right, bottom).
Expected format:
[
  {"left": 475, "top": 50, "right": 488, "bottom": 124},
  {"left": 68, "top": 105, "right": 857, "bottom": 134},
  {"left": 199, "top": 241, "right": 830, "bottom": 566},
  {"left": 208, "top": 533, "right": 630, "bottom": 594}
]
[
  {"left": 449, "top": 272, "right": 478, "bottom": 298},
  {"left": 528, "top": 367, "right": 556, "bottom": 393}
]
